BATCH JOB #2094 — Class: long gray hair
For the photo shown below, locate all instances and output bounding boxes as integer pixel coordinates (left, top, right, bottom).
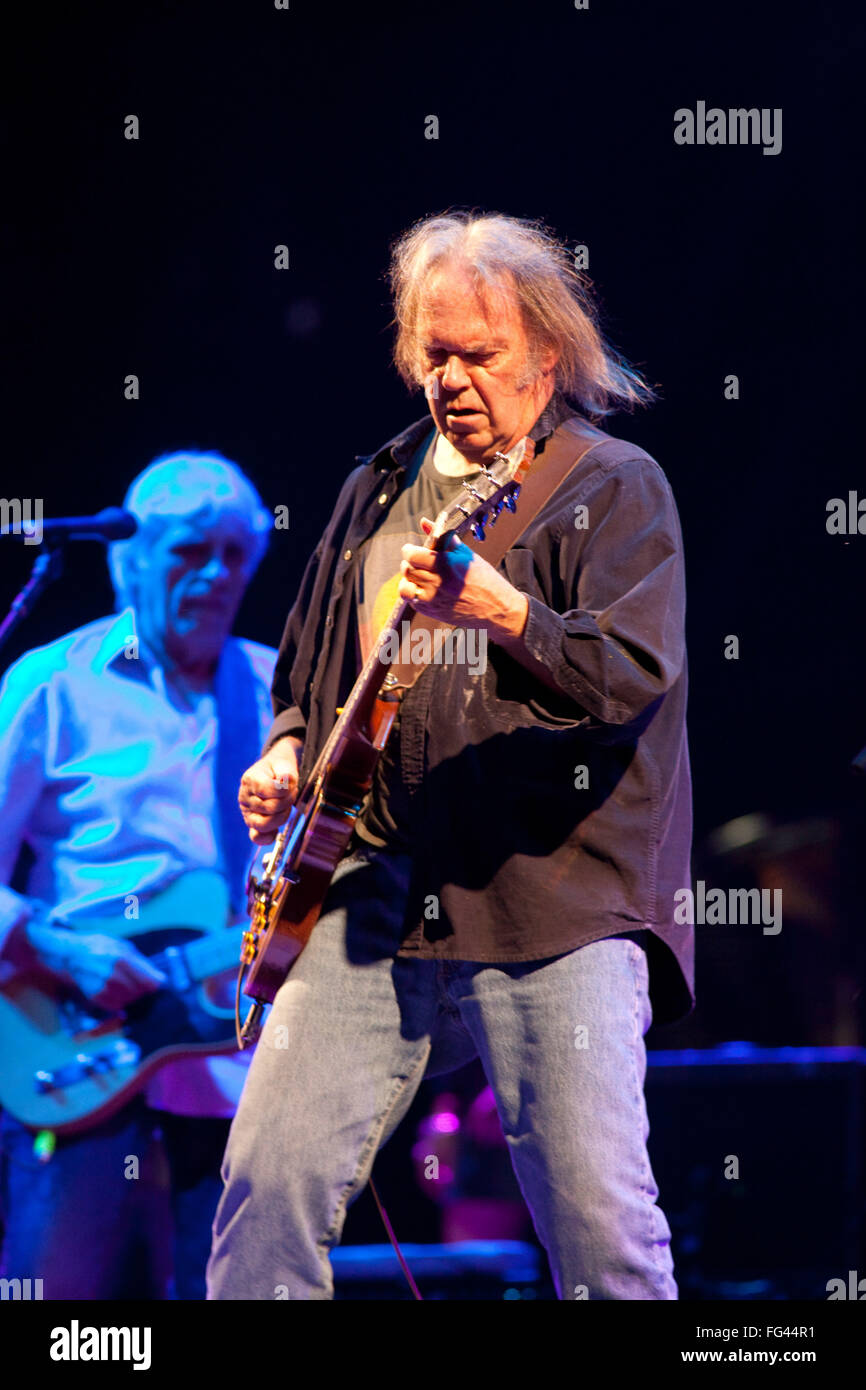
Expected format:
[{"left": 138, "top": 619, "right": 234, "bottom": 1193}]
[{"left": 389, "top": 211, "right": 656, "bottom": 417}]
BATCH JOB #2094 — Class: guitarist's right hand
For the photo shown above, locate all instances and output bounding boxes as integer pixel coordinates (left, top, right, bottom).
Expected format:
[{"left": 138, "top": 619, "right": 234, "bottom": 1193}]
[
  {"left": 238, "top": 735, "right": 303, "bottom": 845},
  {"left": 24, "top": 916, "right": 167, "bottom": 1011}
]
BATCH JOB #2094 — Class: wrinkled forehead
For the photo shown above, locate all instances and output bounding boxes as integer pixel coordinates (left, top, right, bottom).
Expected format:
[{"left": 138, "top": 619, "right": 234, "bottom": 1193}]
[
  {"left": 128, "top": 461, "right": 265, "bottom": 544},
  {"left": 131, "top": 464, "right": 250, "bottom": 514},
  {"left": 146, "top": 504, "right": 262, "bottom": 552},
  {"left": 418, "top": 264, "right": 523, "bottom": 336}
]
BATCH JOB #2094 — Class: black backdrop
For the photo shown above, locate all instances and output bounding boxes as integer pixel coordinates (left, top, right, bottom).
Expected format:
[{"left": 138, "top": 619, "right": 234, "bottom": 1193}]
[{"left": 3, "top": 0, "right": 864, "bottom": 974}]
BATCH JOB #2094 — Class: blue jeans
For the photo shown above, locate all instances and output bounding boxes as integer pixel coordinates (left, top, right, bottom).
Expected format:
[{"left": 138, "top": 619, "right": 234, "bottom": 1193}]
[
  {"left": 0, "top": 1099, "right": 230, "bottom": 1299},
  {"left": 206, "top": 844, "right": 676, "bottom": 1300}
]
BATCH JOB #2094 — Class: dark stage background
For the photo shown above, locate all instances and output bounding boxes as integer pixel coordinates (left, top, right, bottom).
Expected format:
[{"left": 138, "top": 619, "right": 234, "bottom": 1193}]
[{"left": 2, "top": 0, "right": 864, "bottom": 1298}]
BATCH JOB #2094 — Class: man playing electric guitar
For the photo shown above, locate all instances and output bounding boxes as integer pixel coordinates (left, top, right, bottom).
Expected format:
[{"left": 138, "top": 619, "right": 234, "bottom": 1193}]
[
  {"left": 208, "top": 212, "right": 695, "bottom": 1301},
  {"left": 0, "top": 452, "right": 277, "bottom": 1299}
]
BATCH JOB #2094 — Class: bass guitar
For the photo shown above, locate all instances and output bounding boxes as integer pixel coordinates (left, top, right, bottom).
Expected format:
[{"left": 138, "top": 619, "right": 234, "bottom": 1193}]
[{"left": 0, "top": 869, "right": 244, "bottom": 1132}]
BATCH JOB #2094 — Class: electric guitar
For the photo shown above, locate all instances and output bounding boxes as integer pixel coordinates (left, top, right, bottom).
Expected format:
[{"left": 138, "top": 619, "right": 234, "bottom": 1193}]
[
  {"left": 238, "top": 444, "right": 532, "bottom": 1044},
  {"left": 0, "top": 869, "right": 245, "bottom": 1133}
]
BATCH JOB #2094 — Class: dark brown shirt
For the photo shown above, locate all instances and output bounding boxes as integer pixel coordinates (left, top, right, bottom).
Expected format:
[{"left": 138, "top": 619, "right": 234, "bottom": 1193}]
[{"left": 265, "top": 396, "right": 694, "bottom": 1024}]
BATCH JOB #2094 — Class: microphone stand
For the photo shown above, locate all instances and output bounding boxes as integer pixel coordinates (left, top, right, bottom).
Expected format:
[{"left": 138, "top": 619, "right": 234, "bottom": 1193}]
[
  {"left": 0, "top": 543, "right": 66, "bottom": 657},
  {"left": 0, "top": 509, "right": 136, "bottom": 658}
]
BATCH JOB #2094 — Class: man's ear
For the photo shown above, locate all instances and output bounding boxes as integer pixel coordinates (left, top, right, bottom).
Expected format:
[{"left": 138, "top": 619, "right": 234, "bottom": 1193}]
[
  {"left": 119, "top": 545, "right": 147, "bottom": 608},
  {"left": 539, "top": 345, "right": 560, "bottom": 375}
]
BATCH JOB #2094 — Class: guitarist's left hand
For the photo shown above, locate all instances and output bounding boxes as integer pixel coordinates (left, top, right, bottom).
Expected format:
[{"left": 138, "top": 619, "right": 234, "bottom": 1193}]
[{"left": 399, "top": 517, "right": 529, "bottom": 645}]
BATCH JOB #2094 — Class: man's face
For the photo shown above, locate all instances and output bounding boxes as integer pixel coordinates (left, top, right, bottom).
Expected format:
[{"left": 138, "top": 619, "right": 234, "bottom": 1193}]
[
  {"left": 417, "top": 266, "right": 557, "bottom": 463},
  {"left": 131, "top": 508, "right": 260, "bottom": 673}
]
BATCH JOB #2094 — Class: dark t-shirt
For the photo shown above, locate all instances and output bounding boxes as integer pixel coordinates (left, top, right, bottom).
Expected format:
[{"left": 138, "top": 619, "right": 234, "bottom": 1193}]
[{"left": 354, "top": 429, "right": 480, "bottom": 848}]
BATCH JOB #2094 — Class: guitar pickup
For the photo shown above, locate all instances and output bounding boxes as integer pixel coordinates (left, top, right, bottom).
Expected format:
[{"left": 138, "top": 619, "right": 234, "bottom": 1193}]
[{"left": 32, "top": 1038, "right": 141, "bottom": 1093}]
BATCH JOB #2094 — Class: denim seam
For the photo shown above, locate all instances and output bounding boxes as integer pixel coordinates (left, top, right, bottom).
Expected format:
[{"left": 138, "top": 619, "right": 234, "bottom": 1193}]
[
  {"left": 628, "top": 940, "right": 669, "bottom": 1296},
  {"left": 318, "top": 1046, "right": 430, "bottom": 1259}
]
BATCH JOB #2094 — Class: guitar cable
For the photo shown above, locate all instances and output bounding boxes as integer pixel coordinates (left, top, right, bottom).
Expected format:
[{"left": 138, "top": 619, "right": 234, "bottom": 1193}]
[
  {"left": 233, "top": 963, "right": 264, "bottom": 1050},
  {"left": 234, "top": 965, "right": 246, "bottom": 1049},
  {"left": 369, "top": 1174, "right": 423, "bottom": 1300}
]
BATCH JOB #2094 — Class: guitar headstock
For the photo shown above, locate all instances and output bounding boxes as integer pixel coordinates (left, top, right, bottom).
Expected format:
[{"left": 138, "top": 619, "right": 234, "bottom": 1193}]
[{"left": 428, "top": 437, "right": 535, "bottom": 547}]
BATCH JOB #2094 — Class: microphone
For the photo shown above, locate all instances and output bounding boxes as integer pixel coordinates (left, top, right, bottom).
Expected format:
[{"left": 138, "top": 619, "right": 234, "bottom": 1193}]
[
  {"left": 41, "top": 508, "right": 138, "bottom": 541},
  {"left": 1, "top": 507, "right": 139, "bottom": 543},
  {"left": 0, "top": 507, "right": 140, "bottom": 652}
]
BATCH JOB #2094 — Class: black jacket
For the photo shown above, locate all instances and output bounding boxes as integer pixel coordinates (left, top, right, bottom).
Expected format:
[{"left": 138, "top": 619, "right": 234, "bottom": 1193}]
[{"left": 266, "top": 399, "right": 694, "bottom": 1024}]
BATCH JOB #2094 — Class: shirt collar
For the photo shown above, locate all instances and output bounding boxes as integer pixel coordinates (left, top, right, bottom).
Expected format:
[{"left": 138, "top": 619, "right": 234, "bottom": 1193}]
[
  {"left": 95, "top": 608, "right": 146, "bottom": 674},
  {"left": 99, "top": 609, "right": 234, "bottom": 721},
  {"left": 97, "top": 609, "right": 177, "bottom": 691},
  {"left": 528, "top": 389, "right": 576, "bottom": 444},
  {"left": 362, "top": 390, "right": 581, "bottom": 474}
]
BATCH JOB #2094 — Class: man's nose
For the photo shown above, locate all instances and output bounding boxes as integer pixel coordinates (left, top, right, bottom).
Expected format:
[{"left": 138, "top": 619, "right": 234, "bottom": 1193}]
[
  {"left": 441, "top": 356, "right": 472, "bottom": 391},
  {"left": 199, "top": 552, "right": 229, "bottom": 581}
]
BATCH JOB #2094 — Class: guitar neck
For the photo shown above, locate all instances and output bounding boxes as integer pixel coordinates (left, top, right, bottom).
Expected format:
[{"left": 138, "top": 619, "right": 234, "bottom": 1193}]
[
  {"left": 314, "top": 587, "right": 413, "bottom": 767},
  {"left": 263, "top": 444, "right": 531, "bottom": 869},
  {"left": 309, "top": 508, "right": 481, "bottom": 782},
  {"left": 149, "top": 927, "right": 242, "bottom": 984}
]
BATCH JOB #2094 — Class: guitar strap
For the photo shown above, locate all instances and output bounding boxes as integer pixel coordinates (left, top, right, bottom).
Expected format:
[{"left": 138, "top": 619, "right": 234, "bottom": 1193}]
[
  {"left": 215, "top": 640, "right": 267, "bottom": 911},
  {"left": 383, "top": 414, "right": 608, "bottom": 692}
]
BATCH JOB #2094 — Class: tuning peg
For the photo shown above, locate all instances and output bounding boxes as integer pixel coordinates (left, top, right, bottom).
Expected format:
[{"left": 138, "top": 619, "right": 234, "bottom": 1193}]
[
  {"left": 471, "top": 512, "right": 488, "bottom": 541},
  {"left": 504, "top": 493, "right": 517, "bottom": 513}
]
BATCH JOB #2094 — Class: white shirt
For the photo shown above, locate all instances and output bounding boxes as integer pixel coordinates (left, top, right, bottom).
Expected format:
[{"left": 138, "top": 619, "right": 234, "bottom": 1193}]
[{"left": 0, "top": 608, "right": 277, "bottom": 1117}]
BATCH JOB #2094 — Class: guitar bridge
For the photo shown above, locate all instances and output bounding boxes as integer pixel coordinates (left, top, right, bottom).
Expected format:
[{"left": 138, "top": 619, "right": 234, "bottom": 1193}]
[{"left": 33, "top": 1037, "right": 141, "bottom": 1093}]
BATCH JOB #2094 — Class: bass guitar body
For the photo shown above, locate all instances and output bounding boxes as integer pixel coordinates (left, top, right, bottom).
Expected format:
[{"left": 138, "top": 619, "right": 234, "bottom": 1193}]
[{"left": 0, "top": 870, "right": 243, "bottom": 1133}]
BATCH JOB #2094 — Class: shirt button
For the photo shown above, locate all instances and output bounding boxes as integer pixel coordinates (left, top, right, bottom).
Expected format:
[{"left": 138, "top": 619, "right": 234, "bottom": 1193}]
[
  {"left": 343, "top": 549, "right": 352, "bottom": 561},
  {"left": 378, "top": 493, "right": 388, "bottom": 505}
]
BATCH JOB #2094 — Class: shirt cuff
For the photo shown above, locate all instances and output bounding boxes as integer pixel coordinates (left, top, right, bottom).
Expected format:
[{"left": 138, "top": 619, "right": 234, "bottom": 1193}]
[
  {"left": 518, "top": 594, "right": 574, "bottom": 690},
  {"left": 519, "top": 594, "right": 633, "bottom": 723},
  {"left": 262, "top": 706, "right": 306, "bottom": 757}
]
